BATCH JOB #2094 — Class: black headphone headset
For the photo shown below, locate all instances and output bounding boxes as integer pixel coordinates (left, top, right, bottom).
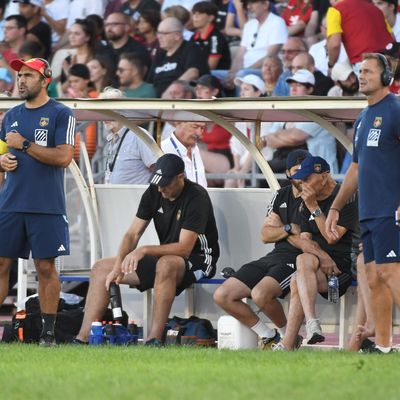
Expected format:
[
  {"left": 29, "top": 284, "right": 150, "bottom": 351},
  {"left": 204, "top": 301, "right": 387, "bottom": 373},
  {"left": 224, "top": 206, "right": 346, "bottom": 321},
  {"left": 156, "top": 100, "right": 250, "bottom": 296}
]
[
  {"left": 35, "top": 58, "right": 52, "bottom": 79},
  {"left": 376, "top": 53, "right": 393, "bottom": 87}
]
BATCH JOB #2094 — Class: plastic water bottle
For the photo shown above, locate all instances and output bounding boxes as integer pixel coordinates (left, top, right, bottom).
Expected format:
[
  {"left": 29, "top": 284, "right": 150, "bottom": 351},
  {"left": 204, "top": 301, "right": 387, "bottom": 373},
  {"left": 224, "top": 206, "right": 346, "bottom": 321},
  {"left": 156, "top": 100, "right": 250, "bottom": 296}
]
[
  {"left": 328, "top": 274, "right": 339, "bottom": 303},
  {"left": 109, "top": 282, "right": 123, "bottom": 321},
  {"left": 89, "top": 320, "right": 104, "bottom": 345}
]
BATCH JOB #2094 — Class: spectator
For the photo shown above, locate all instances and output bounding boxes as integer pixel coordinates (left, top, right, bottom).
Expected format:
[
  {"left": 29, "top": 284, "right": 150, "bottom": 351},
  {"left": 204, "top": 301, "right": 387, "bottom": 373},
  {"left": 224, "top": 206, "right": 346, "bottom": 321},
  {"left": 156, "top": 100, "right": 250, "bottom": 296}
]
[
  {"left": 214, "top": 149, "right": 310, "bottom": 349},
  {"left": 308, "top": 16, "right": 349, "bottom": 76},
  {"left": 272, "top": 37, "right": 307, "bottom": 96},
  {"left": 290, "top": 52, "right": 334, "bottom": 95},
  {"left": 225, "top": 74, "right": 266, "bottom": 188},
  {"left": 65, "top": 63, "right": 97, "bottom": 98},
  {"left": 40, "top": 0, "right": 68, "bottom": 46},
  {"left": 326, "top": 0, "right": 394, "bottom": 73},
  {"left": 148, "top": 17, "right": 209, "bottom": 97},
  {"left": 104, "top": 12, "right": 150, "bottom": 71},
  {"left": 87, "top": 55, "right": 115, "bottom": 93},
  {"left": 191, "top": 1, "right": 231, "bottom": 70},
  {"left": 304, "top": 0, "right": 330, "bottom": 44},
  {"left": 117, "top": 52, "right": 156, "bottom": 98},
  {"left": 224, "top": 0, "right": 247, "bottom": 39},
  {"left": 120, "top": 0, "right": 161, "bottom": 22},
  {"left": 162, "top": 5, "right": 193, "bottom": 41},
  {"left": 14, "top": 0, "right": 52, "bottom": 59},
  {"left": 373, "top": 0, "right": 400, "bottom": 41},
  {"left": 161, "top": 0, "right": 210, "bottom": 12},
  {"left": 100, "top": 87, "right": 157, "bottom": 184},
  {"left": 193, "top": 74, "right": 233, "bottom": 187},
  {"left": 281, "top": 0, "right": 313, "bottom": 37},
  {"left": 66, "top": 0, "right": 105, "bottom": 29},
  {"left": 1, "top": 15, "right": 27, "bottom": 66},
  {"left": 0, "top": 0, "right": 7, "bottom": 42},
  {"left": 213, "top": 0, "right": 231, "bottom": 33},
  {"left": 72, "top": 153, "right": 219, "bottom": 346},
  {"left": 214, "top": 0, "right": 288, "bottom": 92},
  {"left": 267, "top": 69, "right": 338, "bottom": 173},
  {"left": 274, "top": 156, "right": 358, "bottom": 350},
  {"left": 261, "top": 55, "right": 283, "bottom": 96},
  {"left": 86, "top": 14, "right": 107, "bottom": 42},
  {"left": 161, "top": 121, "right": 208, "bottom": 188},
  {"left": 328, "top": 62, "right": 360, "bottom": 96},
  {"left": 137, "top": 9, "right": 161, "bottom": 60}
]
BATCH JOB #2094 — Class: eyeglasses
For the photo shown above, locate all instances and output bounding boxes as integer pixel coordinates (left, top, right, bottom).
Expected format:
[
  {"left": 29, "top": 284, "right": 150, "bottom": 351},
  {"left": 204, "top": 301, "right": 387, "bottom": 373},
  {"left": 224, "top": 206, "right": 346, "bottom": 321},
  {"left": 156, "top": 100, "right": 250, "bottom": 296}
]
[
  {"left": 156, "top": 30, "right": 180, "bottom": 36},
  {"left": 250, "top": 32, "right": 258, "bottom": 48},
  {"left": 104, "top": 22, "right": 127, "bottom": 28}
]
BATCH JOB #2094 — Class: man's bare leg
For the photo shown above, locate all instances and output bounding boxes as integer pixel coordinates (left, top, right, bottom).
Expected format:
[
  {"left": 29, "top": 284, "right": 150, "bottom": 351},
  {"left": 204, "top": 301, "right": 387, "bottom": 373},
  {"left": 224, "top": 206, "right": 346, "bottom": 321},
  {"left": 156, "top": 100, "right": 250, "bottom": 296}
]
[
  {"left": 35, "top": 258, "right": 60, "bottom": 314},
  {"left": 0, "top": 257, "right": 13, "bottom": 306},
  {"left": 147, "top": 256, "right": 187, "bottom": 341}
]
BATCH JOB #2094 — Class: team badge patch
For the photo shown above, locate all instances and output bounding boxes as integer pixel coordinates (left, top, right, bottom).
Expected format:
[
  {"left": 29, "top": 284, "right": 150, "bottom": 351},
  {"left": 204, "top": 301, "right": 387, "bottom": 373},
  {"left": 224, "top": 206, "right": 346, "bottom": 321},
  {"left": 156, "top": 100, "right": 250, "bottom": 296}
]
[
  {"left": 39, "top": 117, "right": 49, "bottom": 127},
  {"left": 34, "top": 129, "right": 48, "bottom": 146},
  {"left": 373, "top": 117, "right": 382, "bottom": 128}
]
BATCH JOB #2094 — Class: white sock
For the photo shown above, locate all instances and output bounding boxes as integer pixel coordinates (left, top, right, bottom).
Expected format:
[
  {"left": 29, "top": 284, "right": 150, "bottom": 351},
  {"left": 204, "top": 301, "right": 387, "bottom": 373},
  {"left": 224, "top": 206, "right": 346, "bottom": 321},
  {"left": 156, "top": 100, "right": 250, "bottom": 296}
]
[
  {"left": 278, "top": 325, "right": 286, "bottom": 336},
  {"left": 375, "top": 345, "right": 392, "bottom": 353},
  {"left": 250, "top": 320, "right": 276, "bottom": 338}
]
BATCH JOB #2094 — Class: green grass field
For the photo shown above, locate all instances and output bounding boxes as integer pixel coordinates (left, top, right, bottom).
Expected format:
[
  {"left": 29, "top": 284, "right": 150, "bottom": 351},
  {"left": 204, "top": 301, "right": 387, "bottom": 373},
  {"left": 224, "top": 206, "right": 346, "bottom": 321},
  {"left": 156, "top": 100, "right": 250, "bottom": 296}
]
[{"left": 0, "top": 345, "right": 398, "bottom": 400}]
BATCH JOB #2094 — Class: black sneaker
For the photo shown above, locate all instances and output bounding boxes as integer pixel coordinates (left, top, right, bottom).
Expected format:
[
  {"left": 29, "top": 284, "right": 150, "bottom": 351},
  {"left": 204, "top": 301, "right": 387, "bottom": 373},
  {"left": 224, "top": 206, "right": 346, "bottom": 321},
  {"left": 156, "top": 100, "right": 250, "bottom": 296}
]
[
  {"left": 69, "top": 337, "right": 88, "bottom": 345},
  {"left": 144, "top": 338, "right": 163, "bottom": 347},
  {"left": 360, "top": 344, "right": 396, "bottom": 354},
  {"left": 39, "top": 334, "right": 57, "bottom": 347},
  {"left": 360, "top": 338, "right": 375, "bottom": 351},
  {"left": 258, "top": 330, "right": 281, "bottom": 350}
]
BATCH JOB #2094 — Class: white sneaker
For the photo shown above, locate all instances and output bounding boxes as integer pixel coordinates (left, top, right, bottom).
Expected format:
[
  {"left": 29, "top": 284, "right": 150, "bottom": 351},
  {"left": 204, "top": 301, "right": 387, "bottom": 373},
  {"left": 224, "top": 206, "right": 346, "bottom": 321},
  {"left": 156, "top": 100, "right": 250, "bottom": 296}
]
[
  {"left": 306, "top": 319, "right": 325, "bottom": 344},
  {"left": 272, "top": 342, "right": 287, "bottom": 351}
]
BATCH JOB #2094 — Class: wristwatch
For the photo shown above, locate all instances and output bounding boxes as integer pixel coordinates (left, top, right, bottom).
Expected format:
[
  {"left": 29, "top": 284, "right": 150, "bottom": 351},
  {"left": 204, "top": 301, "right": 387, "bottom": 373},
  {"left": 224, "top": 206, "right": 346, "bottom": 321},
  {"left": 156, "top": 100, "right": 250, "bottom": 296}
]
[
  {"left": 311, "top": 207, "right": 323, "bottom": 218},
  {"left": 284, "top": 224, "right": 292, "bottom": 234},
  {"left": 21, "top": 140, "right": 31, "bottom": 153}
]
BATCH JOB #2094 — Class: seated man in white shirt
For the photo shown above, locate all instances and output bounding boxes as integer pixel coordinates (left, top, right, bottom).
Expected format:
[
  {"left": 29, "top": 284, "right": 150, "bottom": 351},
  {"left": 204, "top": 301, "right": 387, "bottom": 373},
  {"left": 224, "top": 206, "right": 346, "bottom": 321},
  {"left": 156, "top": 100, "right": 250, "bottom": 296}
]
[{"left": 161, "top": 121, "right": 208, "bottom": 188}]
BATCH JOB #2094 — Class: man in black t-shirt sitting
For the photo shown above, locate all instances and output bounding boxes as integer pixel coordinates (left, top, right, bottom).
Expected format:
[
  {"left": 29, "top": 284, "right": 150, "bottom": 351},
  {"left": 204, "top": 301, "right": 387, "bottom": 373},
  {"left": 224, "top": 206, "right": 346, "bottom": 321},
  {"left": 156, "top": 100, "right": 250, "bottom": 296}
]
[
  {"left": 214, "top": 150, "right": 310, "bottom": 350},
  {"left": 275, "top": 156, "right": 358, "bottom": 350},
  {"left": 148, "top": 17, "right": 209, "bottom": 97},
  {"left": 74, "top": 154, "right": 219, "bottom": 346}
]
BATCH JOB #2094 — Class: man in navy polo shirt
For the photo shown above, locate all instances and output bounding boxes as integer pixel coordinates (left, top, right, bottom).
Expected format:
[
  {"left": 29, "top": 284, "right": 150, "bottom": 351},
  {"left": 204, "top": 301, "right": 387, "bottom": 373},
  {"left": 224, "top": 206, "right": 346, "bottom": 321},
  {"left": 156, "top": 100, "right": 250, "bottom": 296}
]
[
  {"left": 326, "top": 53, "right": 400, "bottom": 354},
  {"left": 0, "top": 58, "right": 76, "bottom": 346}
]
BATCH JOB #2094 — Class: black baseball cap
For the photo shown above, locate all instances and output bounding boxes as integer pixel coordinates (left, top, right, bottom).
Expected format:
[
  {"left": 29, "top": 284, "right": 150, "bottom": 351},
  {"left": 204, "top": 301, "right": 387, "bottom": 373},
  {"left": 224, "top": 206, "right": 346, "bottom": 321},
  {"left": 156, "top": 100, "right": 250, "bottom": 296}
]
[
  {"left": 149, "top": 153, "right": 185, "bottom": 187},
  {"left": 286, "top": 149, "right": 311, "bottom": 170},
  {"left": 290, "top": 156, "right": 330, "bottom": 180},
  {"left": 191, "top": 74, "right": 223, "bottom": 92}
]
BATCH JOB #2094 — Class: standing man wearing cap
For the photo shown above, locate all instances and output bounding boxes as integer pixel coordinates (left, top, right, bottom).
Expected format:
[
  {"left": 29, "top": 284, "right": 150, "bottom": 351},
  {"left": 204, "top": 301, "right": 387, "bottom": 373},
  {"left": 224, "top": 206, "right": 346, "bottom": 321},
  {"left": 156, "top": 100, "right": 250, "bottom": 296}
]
[
  {"left": 0, "top": 58, "right": 76, "bottom": 346},
  {"left": 73, "top": 153, "right": 219, "bottom": 345},
  {"left": 326, "top": 53, "right": 400, "bottom": 354},
  {"left": 214, "top": 150, "right": 309, "bottom": 349},
  {"left": 274, "top": 156, "right": 358, "bottom": 350}
]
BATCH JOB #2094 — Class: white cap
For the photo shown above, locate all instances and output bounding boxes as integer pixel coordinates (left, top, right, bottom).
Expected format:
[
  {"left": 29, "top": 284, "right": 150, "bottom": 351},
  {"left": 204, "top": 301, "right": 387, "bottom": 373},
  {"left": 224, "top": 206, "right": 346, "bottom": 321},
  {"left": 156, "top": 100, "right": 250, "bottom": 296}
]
[
  {"left": 331, "top": 62, "right": 354, "bottom": 81},
  {"left": 286, "top": 69, "right": 315, "bottom": 85},
  {"left": 234, "top": 74, "right": 266, "bottom": 94},
  {"left": 13, "top": 0, "right": 43, "bottom": 6}
]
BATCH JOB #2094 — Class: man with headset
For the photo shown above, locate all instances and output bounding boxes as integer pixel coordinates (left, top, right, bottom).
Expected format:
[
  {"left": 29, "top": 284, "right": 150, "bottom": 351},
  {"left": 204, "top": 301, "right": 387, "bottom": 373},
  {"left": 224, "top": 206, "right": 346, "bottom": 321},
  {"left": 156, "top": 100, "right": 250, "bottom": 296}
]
[
  {"left": 0, "top": 58, "right": 76, "bottom": 346},
  {"left": 326, "top": 53, "right": 400, "bottom": 353}
]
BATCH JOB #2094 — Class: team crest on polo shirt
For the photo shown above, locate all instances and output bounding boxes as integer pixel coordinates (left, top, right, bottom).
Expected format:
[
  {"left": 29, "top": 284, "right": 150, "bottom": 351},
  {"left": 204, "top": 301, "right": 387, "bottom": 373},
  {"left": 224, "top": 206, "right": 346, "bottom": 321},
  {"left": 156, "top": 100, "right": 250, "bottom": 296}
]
[
  {"left": 314, "top": 164, "right": 321, "bottom": 172},
  {"left": 367, "top": 129, "right": 381, "bottom": 147},
  {"left": 39, "top": 117, "right": 49, "bottom": 127},
  {"left": 373, "top": 117, "right": 382, "bottom": 128},
  {"left": 176, "top": 209, "right": 181, "bottom": 221}
]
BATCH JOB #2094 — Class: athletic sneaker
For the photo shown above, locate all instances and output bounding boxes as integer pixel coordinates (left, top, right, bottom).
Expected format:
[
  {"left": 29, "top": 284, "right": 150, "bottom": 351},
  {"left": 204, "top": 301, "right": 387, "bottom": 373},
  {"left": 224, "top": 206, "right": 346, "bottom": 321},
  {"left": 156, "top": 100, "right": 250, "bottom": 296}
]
[
  {"left": 69, "top": 337, "right": 88, "bottom": 345},
  {"left": 144, "top": 338, "right": 163, "bottom": 347},
  {"left": 271, "top": 342, "right": 287, "bottom": 351},
  {"left": 258, "top": 329, "right": 281, "bottom": 350},
  {"left": 294, "top": 334, "right": 304, "bottom": 350},
  {"left": 359, "top": 344, "right": 397, "bottom": 354},
  {"left": 39, "top": 334, "right": 57, "bottom": 347},
  {"left": 306, "top": 319, "right": 325, "bottom": 344}
]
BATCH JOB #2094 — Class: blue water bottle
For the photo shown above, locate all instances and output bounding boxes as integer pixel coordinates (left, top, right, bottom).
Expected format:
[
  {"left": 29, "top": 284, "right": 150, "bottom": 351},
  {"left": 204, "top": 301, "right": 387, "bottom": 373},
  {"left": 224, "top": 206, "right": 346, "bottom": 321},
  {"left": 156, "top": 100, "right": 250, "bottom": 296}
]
[
  {"left": 328, "top": 274, "right": 339, "bottom": 303},
  {"left": 89, "top": 320, "right": 104, "bottom": 345}
]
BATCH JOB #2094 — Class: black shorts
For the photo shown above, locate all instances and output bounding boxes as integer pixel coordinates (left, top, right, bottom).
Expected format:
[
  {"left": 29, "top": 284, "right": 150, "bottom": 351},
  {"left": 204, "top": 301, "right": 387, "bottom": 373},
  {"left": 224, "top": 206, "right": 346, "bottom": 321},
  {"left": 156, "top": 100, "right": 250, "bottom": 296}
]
[
  {"left": 319, "top": 255, "right": 352, "bottom": 299},
  {"left": 232, "top": 252, "right": 299, "bottom": 298},
  {"left": 133, "top": 254, "right": 217, "bottom": 296}
]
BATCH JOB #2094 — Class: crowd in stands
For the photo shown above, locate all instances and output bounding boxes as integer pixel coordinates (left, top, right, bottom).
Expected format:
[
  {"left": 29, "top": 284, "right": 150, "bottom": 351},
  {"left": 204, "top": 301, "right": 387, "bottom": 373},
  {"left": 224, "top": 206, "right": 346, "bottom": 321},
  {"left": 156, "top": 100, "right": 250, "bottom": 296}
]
[{"left": 0, "top": 0, "right": 399, "bottom": 187}]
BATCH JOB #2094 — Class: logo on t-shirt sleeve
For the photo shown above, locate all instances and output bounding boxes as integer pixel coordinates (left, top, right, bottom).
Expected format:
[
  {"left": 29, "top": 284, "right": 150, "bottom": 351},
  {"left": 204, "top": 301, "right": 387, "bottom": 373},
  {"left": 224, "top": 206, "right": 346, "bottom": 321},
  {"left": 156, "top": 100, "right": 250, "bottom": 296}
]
[
  {"left": 34, "top": 129, "right": 48, "bottom": 146},
  {"left": 367, "top": 129, "right": 381, "bottom": 147}
]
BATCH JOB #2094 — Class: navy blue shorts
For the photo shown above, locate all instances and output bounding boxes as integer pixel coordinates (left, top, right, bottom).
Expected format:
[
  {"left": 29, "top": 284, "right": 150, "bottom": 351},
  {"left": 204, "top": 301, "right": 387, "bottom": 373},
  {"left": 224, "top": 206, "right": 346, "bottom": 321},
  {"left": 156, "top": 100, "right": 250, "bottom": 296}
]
[
  {"left": 360, "top": 217, "right": 400, "bottom": 264},
  {"left": 0, "top": 212, "right": 70, "bottom": 259}
]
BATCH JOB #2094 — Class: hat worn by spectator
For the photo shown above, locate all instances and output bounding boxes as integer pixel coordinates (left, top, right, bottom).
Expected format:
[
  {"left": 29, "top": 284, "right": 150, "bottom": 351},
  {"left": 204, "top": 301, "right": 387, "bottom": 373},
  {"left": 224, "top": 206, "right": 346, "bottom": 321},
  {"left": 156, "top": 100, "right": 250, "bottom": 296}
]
[
  {"left": 191, "top": 74, "right": 223, "bottom": 92},
  {"left": 149, "top": 153, "right": 185, "bottom": 187},
  {"left": 13, "top": 0, "right": 42, "bottom": 6},
  {"left": 331, "top": 62, "right": 354, "bottom": 82},
  {"left": 234, "top": 74, "right": 266, "bottom": 94},
  {"left": 10, "top": 58, "right": 51, "bottom": 81},
  {"left": 286, "top": 149, "right": 311, "bottom": 170},
  {"left": 286, "top": 69, "right": 315, "bottom": 86},
  {"left": 290, "top": 155, "right": 330, "bottom": 180}
]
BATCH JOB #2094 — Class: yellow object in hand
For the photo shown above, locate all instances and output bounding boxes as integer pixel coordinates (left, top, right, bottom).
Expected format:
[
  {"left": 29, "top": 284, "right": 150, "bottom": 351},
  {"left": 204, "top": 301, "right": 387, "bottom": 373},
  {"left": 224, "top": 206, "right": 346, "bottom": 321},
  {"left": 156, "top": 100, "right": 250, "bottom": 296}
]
[{"left": 0, "top": 139, "right": 8, "bottom": 155}]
